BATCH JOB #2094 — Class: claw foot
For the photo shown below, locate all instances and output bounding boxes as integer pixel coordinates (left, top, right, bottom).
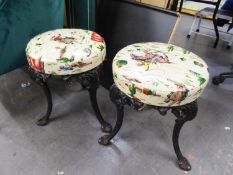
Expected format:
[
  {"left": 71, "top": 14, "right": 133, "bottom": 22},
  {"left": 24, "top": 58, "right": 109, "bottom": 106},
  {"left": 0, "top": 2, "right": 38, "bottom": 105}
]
[
  {"left": 98, "top": 135, "right": 111, "bottom": 145},
  {"left": 36, "top": 117, "right": 49, "bottom": 126},
  {"left": 101, "top": 123, "right": 112, "bottom": 133},
  {"left": 178, "top": 157, "right": 191, "bottom": 171}
]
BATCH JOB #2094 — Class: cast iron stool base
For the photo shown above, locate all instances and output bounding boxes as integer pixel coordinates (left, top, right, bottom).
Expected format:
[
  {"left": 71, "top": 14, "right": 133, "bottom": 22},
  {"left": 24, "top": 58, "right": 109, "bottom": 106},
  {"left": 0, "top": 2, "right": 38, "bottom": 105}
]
[
  {"left": 99, "top": 84, "right": 198, "bottom": 171},
  {"left": 28, "top": 65, "right": 112, "bottom": 133}
]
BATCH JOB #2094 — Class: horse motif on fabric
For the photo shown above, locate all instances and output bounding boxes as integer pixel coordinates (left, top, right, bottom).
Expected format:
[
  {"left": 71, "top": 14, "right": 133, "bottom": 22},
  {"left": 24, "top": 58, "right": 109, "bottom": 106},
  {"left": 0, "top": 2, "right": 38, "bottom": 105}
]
[{"left": 130, "top": 50, "right": 171, "bottom": 71}]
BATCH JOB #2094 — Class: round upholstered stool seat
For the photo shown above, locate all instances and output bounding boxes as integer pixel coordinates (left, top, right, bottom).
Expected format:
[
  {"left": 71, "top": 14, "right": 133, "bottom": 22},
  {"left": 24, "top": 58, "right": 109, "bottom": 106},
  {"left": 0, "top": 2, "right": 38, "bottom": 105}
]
[
  {"left": 25, "top": 29, "right": 112, "bottom": 133},
  {"left": 113, "top": 42, "right": 209, "bottom": 107},
  {"left": 26, "top": 29, "right": 106, "bottom": 75}
]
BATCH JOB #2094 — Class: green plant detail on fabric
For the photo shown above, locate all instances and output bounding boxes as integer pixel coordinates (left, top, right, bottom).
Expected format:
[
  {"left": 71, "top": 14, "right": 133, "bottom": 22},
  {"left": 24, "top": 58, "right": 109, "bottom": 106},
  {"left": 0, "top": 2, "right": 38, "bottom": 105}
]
[
  {"left": 51, "top": 71, "right": 57, "bottom": 75},
  {"left": 184, "top": 79, "right": 193, "bottom": 86},
  {"left": 48, "top": 63, "right": 57, "bottom": 66},
  {"left": 168, "top": 45, "right": 174, "bottom": 52},
  {"left": 198, "top": 77, "right": 206, "bottom": 86},
  {"left": 128, "top": 83, "right": 156, "bottom": 96},
  {"left": 142, "top": 88, "right": 153, "bottom": 95},
  {"left": 57, "top": 57, "right": 74, "bottom": 63},
  {"left": 183, "top": 49, "right": 190, "bottom": 54},
  {"left": 116, "top": 60, "right": 128, "bottom": 68},
  {"left": 114, "top": 73, "right": 117, "bottom": 79},
  {"left": 190, "top": 70, "right": 206, "bottom": 85},
  {"left": 180, "top": 57, "right": 186, "bottom": 61},
  {"left": 132, "top": 45, "right": 141, "bottom": 48},
  {"left": 98, "top": 45, "right": 105, "bottom": 51},
  {"left": 129, "top": 84, "right": 136, "bottom": 96}
]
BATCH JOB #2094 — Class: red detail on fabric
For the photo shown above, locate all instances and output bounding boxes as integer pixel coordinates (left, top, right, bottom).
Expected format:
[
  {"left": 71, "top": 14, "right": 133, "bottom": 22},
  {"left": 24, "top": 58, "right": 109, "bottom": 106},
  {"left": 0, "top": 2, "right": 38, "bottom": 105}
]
[
  {"left": 54, "top": 34, "right": 62, "bottom": 41},
  {"left": 135, "top": 86, "right": 142, "bottom": 91},
  {"left": 91, "top": 32, "right": 104, "bottom": 42},
  {"left": 27, "top": 55, "right": 44, "bottom": 72},
  {"left": 142, "top": 89, "right": 149, "bottom": 95},
  {"left": 27, "top": 55, "right": 32, "bottom": 66}
]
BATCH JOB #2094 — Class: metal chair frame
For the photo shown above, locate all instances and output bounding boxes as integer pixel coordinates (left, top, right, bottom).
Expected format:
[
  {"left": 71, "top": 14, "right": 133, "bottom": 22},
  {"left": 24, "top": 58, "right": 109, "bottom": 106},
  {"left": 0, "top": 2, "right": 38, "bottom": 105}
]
[
  {"left": 175, "top": 0, "right": 222, "bottom": 48},
  {"left": 187, "top": 7, "right": 233, "bottom": 48}
]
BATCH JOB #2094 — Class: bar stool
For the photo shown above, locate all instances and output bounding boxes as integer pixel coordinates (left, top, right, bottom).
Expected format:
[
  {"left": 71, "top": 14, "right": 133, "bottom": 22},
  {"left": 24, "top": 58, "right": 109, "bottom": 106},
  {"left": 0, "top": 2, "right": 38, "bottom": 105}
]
[
  {"left": 26, "top": 29, "right": 112, "bottom": 133},
  {"left": 99, "top": 42, "right": 209, "bottom": 171}
]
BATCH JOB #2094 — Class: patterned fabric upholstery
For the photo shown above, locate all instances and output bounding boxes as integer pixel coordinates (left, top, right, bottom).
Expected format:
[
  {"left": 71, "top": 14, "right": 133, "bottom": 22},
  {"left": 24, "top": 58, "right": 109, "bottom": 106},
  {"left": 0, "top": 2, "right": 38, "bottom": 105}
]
[
  {"left": 113, "top": 42, "right": 209, "bottom": 107},
  {"left": 26, "top": 29, "right": 106, "bottom": 75}
]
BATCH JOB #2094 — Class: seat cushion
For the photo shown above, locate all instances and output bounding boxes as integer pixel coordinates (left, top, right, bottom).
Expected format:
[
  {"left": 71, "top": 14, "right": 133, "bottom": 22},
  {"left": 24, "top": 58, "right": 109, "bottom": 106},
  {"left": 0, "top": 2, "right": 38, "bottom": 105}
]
[
  {"left": 113, "top": 42, "right": 209, "bottom": 107},
  {"left": 26, "top": 29, "right": 106, "bottom": 75}
]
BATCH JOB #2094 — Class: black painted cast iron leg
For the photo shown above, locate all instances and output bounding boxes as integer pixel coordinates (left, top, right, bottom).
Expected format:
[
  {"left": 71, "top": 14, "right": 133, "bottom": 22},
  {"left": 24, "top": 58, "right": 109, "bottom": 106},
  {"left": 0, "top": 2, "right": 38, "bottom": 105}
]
[
  {"left": 213, "top": 19, "right": 219, "bottom": 48},
  {"left": 28, "top": 67, "right": 53, "bottom": 126},
  {"left": 79, "top": 68, "right": 112, "bottom": 133},
  {"left": 171, "top": 101, "right": 198, "bottom": 171},
  {"left": 213, "top": 4, "right": 220, "bottom": 48},
  {"left": 89, "top": 87, "right": 112, "bottom": 133},
  {"left": 98, "top": 84, "right": 144, "bottom": 145},
  {"left": 98, "top": 84, "right": 125, "bottom": 145},
  {"left": 36, "top": 81, "right": 53, "bottom": 126},
  {"left": 98, "top": 104, "right": 124, "bottom": 145}
]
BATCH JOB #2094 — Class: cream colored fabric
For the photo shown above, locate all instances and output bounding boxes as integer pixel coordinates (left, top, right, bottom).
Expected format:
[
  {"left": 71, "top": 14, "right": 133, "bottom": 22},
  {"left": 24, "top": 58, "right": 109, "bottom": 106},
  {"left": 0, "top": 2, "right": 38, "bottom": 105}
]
[
  {"left": 113, "top": 42, "right": 209, "bottom": 107},
  {"left": 26, "top": 29, "right": 106, "bottom": 75}
]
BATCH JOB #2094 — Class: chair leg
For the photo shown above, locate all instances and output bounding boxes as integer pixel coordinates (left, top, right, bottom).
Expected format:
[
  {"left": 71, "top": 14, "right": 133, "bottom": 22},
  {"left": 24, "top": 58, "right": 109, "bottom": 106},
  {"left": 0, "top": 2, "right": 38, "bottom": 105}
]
[
  {"left": 98, "top": 105, "right": 124, "bottom": 145},
  {"left": 88, "top": 87, "right": 112, "bottom": 133},
  {"left": 187, "top": 14, "right": 198, "bottom": 38},
  {"left": 171, "top": 101, "right": 198, "bottom": 171},
  {"left": 28, "top": 67, "right": 53, "bottom": 126},
  {"left": 79, "top": 67, "right": 112, "bottom": 133},
  {"left": 213, "top": 19, "right": 219, "bottom": 48},
  {"left": 36, "top": 81, "right": 53, "bottom": 126},
  {"left": 213, "top": 72, "right": 233, "bottom": 85},
  {"left": 196, "top": 15, "right": 202, "bottom": 32},
  {"left": 99, "top": 84, "right": 129, "bottom": 145}
]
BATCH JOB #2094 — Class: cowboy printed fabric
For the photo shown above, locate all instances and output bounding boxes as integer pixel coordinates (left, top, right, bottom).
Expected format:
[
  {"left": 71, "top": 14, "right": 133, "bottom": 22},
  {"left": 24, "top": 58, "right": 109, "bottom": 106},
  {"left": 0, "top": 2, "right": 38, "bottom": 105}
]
[
  {"left": 113, "top": 42, "right": 209, "bottom": 107},
  {"left": 26, "top": 29, "right": 106, "bottom": 75}
]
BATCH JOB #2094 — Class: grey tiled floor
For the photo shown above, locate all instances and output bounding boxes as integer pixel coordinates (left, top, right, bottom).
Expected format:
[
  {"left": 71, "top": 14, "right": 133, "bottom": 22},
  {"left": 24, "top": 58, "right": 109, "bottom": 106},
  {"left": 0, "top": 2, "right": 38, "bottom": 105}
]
[{"left": 1, "top": 15, "right": 233, "bottom": 175}]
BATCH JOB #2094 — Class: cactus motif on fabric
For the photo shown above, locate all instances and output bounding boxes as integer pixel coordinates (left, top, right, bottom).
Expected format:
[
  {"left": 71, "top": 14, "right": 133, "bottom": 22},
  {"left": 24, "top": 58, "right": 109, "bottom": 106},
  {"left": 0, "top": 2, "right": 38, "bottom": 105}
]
[{"left": 116, "top": 60, "right": 128, "bottom": 68}]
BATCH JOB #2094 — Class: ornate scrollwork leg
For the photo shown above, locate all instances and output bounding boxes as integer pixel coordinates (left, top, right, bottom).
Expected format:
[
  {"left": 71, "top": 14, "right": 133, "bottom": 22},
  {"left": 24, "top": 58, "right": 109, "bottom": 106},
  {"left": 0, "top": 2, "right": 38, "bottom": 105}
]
[
  {"left": 98, "top": 84, "right": 124, "bottom": 145},
  {"left": 98, "top": 104, "right": 124, "bottom": 145},
  {"left": 171, "top": 101, "right": 198, "bottom": 171},
  {"left": 98, "top": 84, "right": 144, "bottom": 145},
  {"left": 28, "top": 67, "right": 53, "bottom": 126},
  {"left": 78, "top": 67, "right": 112, "bottom": 133}
]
